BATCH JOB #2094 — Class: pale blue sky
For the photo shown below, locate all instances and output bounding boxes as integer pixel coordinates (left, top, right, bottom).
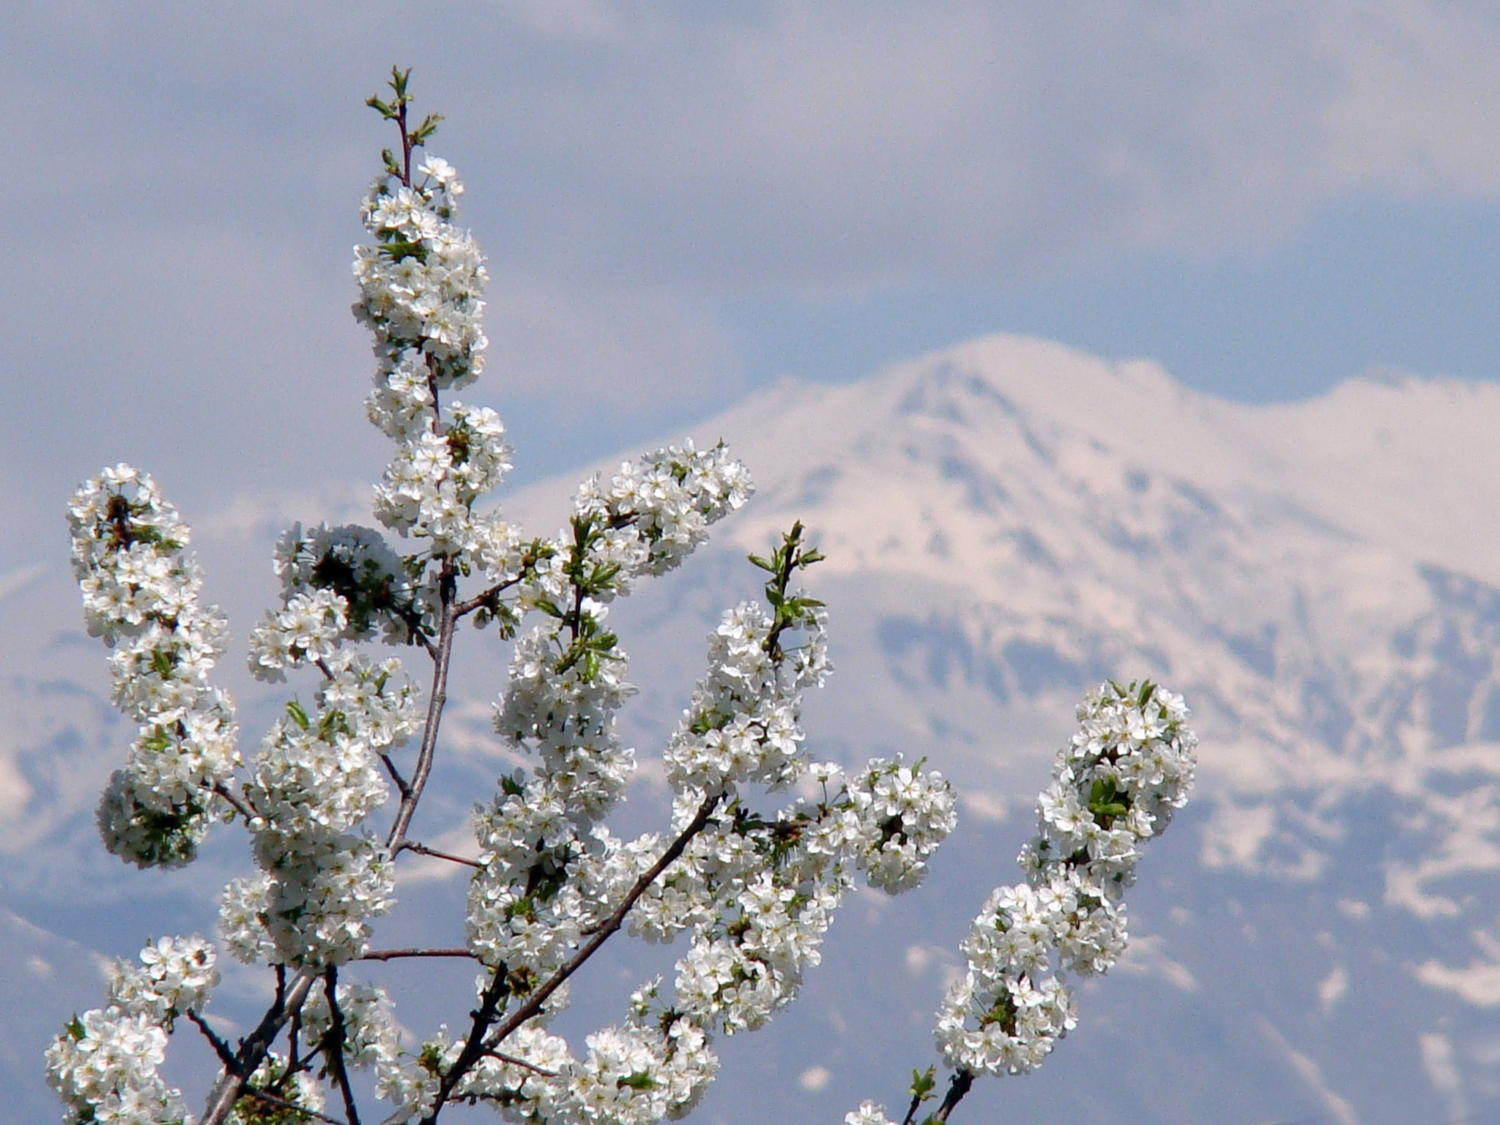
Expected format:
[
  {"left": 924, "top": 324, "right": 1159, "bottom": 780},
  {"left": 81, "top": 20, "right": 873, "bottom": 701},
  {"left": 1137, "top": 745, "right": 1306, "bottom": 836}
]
[{"left": 5, "top": 0, "right": 1500, "bottom": 558}]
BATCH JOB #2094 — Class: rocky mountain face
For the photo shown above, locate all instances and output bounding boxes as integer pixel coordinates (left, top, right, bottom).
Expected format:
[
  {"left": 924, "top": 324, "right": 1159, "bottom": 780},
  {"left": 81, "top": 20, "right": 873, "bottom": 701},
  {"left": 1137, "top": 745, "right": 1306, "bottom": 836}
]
[{"left": 6, "top": 334, "right": 1500, "bottom": 1124}]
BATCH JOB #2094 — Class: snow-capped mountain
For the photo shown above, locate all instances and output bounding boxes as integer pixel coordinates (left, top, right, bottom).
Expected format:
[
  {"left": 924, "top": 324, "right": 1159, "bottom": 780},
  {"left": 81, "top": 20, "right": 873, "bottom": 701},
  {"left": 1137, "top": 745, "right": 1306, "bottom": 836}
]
[{"left": 7, "top": 333, "right": 1500, "bottom": 1124}]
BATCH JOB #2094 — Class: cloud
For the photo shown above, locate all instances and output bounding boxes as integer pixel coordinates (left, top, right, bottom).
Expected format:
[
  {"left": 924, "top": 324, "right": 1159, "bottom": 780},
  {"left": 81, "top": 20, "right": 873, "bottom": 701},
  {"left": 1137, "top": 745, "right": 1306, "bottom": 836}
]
[
  {"left": 8, "top": 0, "right": 1500, "bottom": 517},
  {"left": 485, "top": 274, "right": 742, "bottom": 408}
]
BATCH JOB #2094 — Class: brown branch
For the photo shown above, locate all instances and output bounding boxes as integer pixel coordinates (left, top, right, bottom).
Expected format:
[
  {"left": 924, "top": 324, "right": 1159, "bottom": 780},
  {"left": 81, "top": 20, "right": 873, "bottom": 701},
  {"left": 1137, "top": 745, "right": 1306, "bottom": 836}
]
[
  {"left": 419, "top": 792, "right": 723, "bottom": 1124},
  {"left": 210, "top": 782, "right": 259, "bottom": 824},
  {"left": 422, "top": 964, "right": 512, "bottom": 1125},
  {"left": 386, "top": 562, "right": 457, "bottom": 852},
  {"left": 242, "top": 1084, "right": 349, "bottom": 1125},
  {"left": 359, "top": 947, "right": 478, "bottom": 962},
  {"left": 187, "top": 1010, "right": 236, "bottom": 1069},
  {"left": 286, "top": 1003, "right": 305, "bottom": 1086},
  {"left": 453, "top": 576, "right": 522, "bottom": 618},
  {"left": 199, "top": 969, "right": 318, "bottom": 1125},
  {"left": 480, "top": 1049, "right": 557, "bottom": 1077},
  {"left": 398, "top": 840, "right": 481, "bottom": 868},
  {"left": 323, "top": 969, "right": 364, "bottom": 1125},
  {"left": 379, "top": 753, "right": 412, "bottom": 799},
  {"left": 930, "top": 1069, "right": 974, "bottom": 1124}
]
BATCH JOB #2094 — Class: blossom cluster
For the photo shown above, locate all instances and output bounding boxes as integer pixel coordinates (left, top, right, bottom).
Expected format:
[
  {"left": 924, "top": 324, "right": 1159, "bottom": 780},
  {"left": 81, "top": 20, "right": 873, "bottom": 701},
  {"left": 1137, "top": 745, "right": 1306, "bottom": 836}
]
[
  {"left": 356, "top": 153, "right": 484, "bottom": 409},
  {"left": 54, "top": 76, "right": 1198, "bottom": 1125},
  {"left": 659, "top": 753, "right": 955, "bottom": 1038},
  {"left": 662, "top": 599, "right": 826, "bottom": 796},
  {"left": 46, "top": 937, "right": 218, "bottom": 1125},
  {"left": 461, "top": 517, "right": 955, "bottom": 1121},
  {"left": 223, "top": 652, "right": 419, "bottom": 968},
  {"left": 353, "top": 143, "right": 523, "bottom": 571},
  {"left": 934, "top": 681, "right": 1196, "bottom": 1076},
  {"left": 382, "top": 994, "right": 718, "bottom": 1125},
  {"left": 469, "top": 446, "right": 755, "bottom": 984},
  {"left": 68, "top": 465, "right": 240, "bottom": 868}
]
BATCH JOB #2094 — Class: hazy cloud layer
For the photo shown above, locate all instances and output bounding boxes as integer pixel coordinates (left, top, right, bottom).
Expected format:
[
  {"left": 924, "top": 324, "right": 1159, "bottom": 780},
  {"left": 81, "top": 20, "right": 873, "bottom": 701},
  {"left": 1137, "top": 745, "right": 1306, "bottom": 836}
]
[{"left": 7, "top": 0, "right": 1500, "bottom": 531}]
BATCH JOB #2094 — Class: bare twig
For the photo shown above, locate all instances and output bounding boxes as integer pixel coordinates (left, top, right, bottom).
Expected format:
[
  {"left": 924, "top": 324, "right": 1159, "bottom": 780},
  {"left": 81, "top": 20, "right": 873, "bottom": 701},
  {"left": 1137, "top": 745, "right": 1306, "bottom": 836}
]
[
  {"left": 386, "top": 562, "right": 458, "bottom": 852},
  {"left": 397, "top": 840, "right": 481, "bottom": 868},
  {"left": 199, "top": 970, "right": 318, "bottom": 1125},
  {"left": 480, "top": 1049, "right": 557, "bottom": 1078},
  {"left": 453, "top": 576, "right": 521, "bottom": 618},
  {"left": 242, "top": 1084, "right": 350, "bottom": 1125},
  {"left": 186, "top": 1010, "right": 236, "bottom": 1069},
  {"left": 359, "top": 947, "right": 478, "bottom": 962},
  {"left": 379, "top": 753, "right": 412, "bottom": 799},
  {"left": 324, "top": 969, "right": 364, "bottom": 1125}
]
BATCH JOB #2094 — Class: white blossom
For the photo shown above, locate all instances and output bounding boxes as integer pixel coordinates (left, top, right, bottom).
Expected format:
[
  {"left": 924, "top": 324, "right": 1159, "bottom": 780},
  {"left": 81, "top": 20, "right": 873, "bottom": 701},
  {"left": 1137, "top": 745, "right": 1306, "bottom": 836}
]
[
  {"left": 106, "top": 935, "right": 218, "bottom": 1029},
  {"left": 845, "top": 1102, "right": 897, "bottom": 1125},
  {"left": 56, "top": 81, "right": 1199, "bottom": 1125},
  {"left": 70, "top": 466, "right": 241, "bottom": 869},
  {"left": 935, "top": 680, "right": 1196, "bottom": 1077},
  {"left": 46, "top": 1008, "right": 183, "bottom": 1125}
]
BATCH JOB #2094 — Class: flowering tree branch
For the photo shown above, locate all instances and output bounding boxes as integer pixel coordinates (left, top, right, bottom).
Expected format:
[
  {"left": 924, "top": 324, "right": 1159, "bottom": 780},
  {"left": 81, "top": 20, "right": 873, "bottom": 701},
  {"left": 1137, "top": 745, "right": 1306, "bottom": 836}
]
[{"left": 46, "top": 67, "right": 1195, "bottom": 1125}]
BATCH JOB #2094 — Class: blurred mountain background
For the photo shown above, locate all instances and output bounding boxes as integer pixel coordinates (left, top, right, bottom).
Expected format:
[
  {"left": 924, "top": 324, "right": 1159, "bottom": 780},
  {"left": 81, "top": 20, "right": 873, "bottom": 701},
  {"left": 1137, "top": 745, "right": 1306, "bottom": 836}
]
[{"left": 7, "top": 334, "right": 1500, "bottom": 1124}]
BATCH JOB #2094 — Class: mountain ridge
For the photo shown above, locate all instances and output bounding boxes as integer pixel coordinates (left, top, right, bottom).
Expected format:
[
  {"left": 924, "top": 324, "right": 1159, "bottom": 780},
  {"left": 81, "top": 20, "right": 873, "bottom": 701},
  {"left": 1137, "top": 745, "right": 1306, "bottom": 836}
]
[{"left": 7, "top": 333, "right": 1500, "bottom": 1122}]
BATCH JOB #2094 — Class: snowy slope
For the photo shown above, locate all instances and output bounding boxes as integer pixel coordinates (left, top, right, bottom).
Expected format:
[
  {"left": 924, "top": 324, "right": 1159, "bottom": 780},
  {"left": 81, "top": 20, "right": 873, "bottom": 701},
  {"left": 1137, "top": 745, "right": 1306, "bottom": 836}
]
[{"left": 7, "top": 333, "right": 1500, "bottom": 1123}]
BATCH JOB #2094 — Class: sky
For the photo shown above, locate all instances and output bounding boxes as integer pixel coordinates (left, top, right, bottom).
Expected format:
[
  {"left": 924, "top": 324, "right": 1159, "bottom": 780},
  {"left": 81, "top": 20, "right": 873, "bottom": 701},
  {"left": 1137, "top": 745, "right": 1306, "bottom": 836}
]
[{"left": 5, "top": 0, "right": 1500, "bottom": 572}]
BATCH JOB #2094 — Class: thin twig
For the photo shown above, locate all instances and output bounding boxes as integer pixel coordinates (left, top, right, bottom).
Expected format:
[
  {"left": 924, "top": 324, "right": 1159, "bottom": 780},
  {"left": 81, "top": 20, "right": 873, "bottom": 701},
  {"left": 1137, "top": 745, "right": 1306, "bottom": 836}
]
[
  {"left": 423, "top": 964, "right": 512, "bottom": 1125},
  {"left": 242, "top": 1084, "right": 350, "bottom": 1125},
  {"left": 930, "top": 1070, "right": 974, "bottom": 1124},
  {"left": 199, "top": 969, "right": 318, "bottom": 1125},
  {"left": 394, "top": 605, "right": 439, "bottom": 659},
  {"left": 324, "top": 969, "right": 364, "bottom": 1125},
  {"left": 386, "top": 562, "right": 457, "bottom": 852},
  {"left": 380, "top": 753, "right": 413, "bottom": 799},
  {"left": 186, "top": 1010, "right": 236, "bottom": 1069},
  {"left": 287, "top": 1003, "right": 304, "bottom": 1087},
  {"left": 359, "top": 947, "right": 478, "bottom": 962},
  {"left": 453, "top": 576, "right": 522, "bottom": 617},
  {"left": 210, "top": 782, "right": 259, "bottom": 824},
  {"left": 398, "top": 840, "right": 481, "bottom": 868},
  {"left": 419, "top": 792, "right": 723, "bottom": 1123},
  {"left": 480, "top": 1049, "right": 557, "bottom": 1077}
]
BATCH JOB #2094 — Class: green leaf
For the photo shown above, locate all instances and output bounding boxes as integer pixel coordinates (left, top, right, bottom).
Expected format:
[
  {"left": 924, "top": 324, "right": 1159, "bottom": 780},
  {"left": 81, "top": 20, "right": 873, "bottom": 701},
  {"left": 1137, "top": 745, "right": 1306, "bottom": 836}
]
[
  {"left": 1087, "top": 777, "right": 1130, "bottom": 825},
  {"left": 910, "top": 1066, "right": 937, "bottom": 1100},
  {"left": 285, "top": 700, "right": 311, "bottom": 731}
]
